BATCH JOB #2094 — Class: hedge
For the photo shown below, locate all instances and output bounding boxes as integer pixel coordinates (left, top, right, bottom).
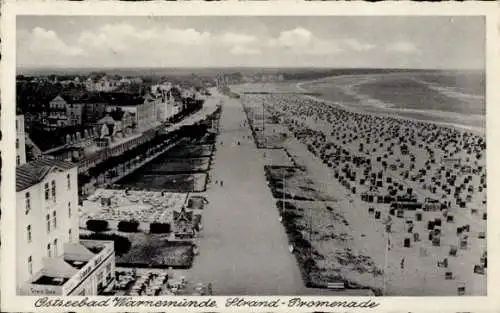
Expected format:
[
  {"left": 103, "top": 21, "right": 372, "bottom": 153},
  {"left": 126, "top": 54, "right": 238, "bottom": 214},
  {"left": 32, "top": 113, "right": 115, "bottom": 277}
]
[
  {"left": 150, "top": 223, "right": 171, "bottom": 234},
  {"left": 86, "top": 219, "right": 109, "bottom": 232},
  {"left": 118, "top": 220, "right": 140, "bottom": 233},
  {"left": 80, "top": 233, "right": 131, "bottom": 256}
]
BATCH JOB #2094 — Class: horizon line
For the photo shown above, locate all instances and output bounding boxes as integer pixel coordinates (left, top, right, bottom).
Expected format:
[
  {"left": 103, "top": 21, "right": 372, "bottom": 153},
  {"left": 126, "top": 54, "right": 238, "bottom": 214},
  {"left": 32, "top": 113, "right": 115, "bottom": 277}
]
[{"left": 17, "top": 66, "right": 484, "bottom": 71}]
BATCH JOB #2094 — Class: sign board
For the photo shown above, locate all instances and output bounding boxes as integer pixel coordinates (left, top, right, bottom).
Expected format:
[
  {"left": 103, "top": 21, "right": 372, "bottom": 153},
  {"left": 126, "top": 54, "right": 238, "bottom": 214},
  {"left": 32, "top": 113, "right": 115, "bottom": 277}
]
[
  {"left": 63, "top": 244, "right": 114, "bottom": 295},
  {"left": 21, "top": 283, "right": 62, "bottom": 296}
]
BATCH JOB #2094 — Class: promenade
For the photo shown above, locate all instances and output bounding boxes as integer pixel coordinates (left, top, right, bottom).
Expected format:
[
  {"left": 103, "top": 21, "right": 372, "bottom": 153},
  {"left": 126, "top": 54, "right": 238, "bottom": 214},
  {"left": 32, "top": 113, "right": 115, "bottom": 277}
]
[
  {"left": 185, "top": 91, "right": 372, "bottom": 296},
  {"left": 186, "top": 91, "right": 305, "bottom": 295}
]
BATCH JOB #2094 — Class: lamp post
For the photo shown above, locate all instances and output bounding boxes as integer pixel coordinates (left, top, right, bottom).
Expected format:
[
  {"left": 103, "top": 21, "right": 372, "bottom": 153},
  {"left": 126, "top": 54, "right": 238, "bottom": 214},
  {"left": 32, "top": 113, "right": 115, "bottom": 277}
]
[
  {"left": 383, "top": 230, "right": 390, "bottom": 295},
  {"left": 280, "top": 168, "right": 286, "bottom": 221},
  {"left": 262, "top": 100, "right": 266, "bottom": 146},
  {"left": 309, "top": 212, "right": 313, "bottom": 260}
]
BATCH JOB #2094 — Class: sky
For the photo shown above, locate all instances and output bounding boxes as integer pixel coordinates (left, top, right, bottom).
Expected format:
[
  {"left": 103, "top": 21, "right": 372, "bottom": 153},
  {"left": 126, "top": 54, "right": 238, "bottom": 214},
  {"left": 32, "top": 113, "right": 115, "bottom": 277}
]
[{"left": 16, "top": 16, "right": 485, "bottom": 69}]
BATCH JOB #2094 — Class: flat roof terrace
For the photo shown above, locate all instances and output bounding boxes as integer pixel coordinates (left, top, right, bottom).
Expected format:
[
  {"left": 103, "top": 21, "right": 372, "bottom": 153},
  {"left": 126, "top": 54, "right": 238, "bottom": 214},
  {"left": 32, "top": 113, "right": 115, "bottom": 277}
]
[{"left": 32, "top": 275, "right": 69, "bottom": 286}]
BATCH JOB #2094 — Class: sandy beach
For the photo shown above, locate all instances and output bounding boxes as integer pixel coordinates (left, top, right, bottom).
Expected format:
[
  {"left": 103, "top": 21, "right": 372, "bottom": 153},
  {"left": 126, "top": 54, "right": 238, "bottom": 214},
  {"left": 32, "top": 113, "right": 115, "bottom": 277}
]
[{"left": 233, "top": 75, "right": 487, "bottom": 296}]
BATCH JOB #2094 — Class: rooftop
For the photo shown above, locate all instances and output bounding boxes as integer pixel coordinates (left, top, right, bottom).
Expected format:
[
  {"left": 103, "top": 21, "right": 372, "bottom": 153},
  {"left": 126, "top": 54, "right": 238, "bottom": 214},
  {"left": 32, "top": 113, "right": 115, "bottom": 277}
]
[
  {"left": 16, "top": 158, "right": 76, "bottom": 192},
  {"left": 64, "top": 260, "right": 88, "bottom": 270},
  {"left": 103, "top": 92, "right": 145, "bottom": 107},
  {"left": 32, "top": 275, "right": 69, "bottom": 286}
]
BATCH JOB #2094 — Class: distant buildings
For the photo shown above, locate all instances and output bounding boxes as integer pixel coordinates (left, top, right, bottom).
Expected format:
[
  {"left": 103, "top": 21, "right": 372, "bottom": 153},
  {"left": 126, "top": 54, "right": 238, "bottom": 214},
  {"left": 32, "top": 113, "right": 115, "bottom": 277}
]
[
  {"left": 107, "top": 94, "right": 156, "bottom": 132},
  {"left": 47, "top": 94, "right": 108, "bottom": 129},
  {"left": 139, "top": 97, "right": 158, "bottom": 131},
  {"left": 85, "top": 76, "right": 119, "bottom": 92},
  {"left": 216, "top": 72, "right": 285, "bottom": 86},
  {"left": 19, "top": 74, "right": 206, "bottom": 157},
  {"left": 85, "top": 76, "right": 144, "bottom": 93},
  {"left": 47, "top": 95, "right": 70, "bottom": 128},
  {"left": 16, "top": 158, "right": 115, "bottom": 295}
]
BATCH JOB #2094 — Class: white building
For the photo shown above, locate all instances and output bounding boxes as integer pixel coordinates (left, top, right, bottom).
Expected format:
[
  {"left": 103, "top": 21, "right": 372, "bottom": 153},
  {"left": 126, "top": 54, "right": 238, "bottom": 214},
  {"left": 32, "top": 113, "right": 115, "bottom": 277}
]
[
  {"left": 16, "top": 115, "right": 26, "bottom": 165},
  {"left": 16, "top": 159, "right": 115, "bottom": 295}
]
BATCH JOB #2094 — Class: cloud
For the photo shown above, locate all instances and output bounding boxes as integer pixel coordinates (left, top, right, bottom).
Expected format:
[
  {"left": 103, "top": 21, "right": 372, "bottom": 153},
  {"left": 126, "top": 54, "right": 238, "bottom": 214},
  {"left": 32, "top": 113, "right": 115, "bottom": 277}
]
[
  {"left": 77, "top": 23, "right": 211, "bottom": 55},
  {"left": 219, "top": 32, "right": 257, "bottom": 45},
  {"left": 163, "top": 26, "right": 212, "bottom": 45},
  {"left": 386, "top": 41, "right": 420, "bottom": 54},
  {"left": 230, "top": 45, "right": 261, "bottom": 55},
  {"left": 17, "top": 24, "right": 384, "bottom": 67},
  {"left": 28, "top": 27, "right": 86, "bottom": 57},
  {"left": 344, "top": 39, "right": 375, "bottom": 52},
  {"left": 274, "top": 27, "right": 313, "bottom": 48},
  {"left": 269, "top": 27, "right": 342, "bottom": 55}
]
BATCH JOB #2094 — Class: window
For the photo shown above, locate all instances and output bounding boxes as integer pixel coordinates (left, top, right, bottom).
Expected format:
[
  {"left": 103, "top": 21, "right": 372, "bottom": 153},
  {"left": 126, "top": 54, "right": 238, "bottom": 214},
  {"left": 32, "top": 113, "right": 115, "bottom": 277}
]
[
  {"left": 44, "top": 183, "right": 49, "bottom": 201},
  {"left": 28, "top": 256, "right": 32, "bottom": 275},
  {"left": 51, "top": 180, "right": 56, "bottom": 201},
  {"left": 69, "top": 229, "right": 72, "bottom": 241},
  {"left": 25, "top": 192, "right": 31, "bottom": 215},
  {"left": 27, "top": 225, "right": 32, "bottom": 243},
  {"left": 53, "top": 239, "right": 58, "bottom": 256},
  {"left": 46, "top": 214, "right": 50, "bottom": 233},
  {"left": 52, "top": 211, "right": 57, "bottom": 229},
  {"left": 47, "top": 244, "right": 51, "bottom": 257},
  {"left": 16, "top": 155, "right": 20, "bottom": 165},
  {"left": 67, "top": 174, "right": 71, "bottom": 190},
  {"left": 16, "top": 139, "right": 19, "bottom": 149},
  {"left": 68, "top": 202, "right": 72, "bottom": 218}
]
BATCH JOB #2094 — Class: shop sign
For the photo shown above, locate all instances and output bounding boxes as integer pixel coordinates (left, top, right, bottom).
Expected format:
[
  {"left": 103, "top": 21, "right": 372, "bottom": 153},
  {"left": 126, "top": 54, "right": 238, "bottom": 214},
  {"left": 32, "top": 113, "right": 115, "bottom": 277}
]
[
  {"left": 23, "top": 284, "right": 61, "bottom": 296},
  {"left": 63, "top": 245, "right": 114, "bottom": 294}
]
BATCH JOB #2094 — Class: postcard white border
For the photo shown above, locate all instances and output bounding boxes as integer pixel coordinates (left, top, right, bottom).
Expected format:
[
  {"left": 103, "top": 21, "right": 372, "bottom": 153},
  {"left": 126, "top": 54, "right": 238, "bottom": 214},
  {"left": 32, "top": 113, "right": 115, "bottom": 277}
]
[{"left": 2, "top": 1, "right": 500, "bottom": 312}]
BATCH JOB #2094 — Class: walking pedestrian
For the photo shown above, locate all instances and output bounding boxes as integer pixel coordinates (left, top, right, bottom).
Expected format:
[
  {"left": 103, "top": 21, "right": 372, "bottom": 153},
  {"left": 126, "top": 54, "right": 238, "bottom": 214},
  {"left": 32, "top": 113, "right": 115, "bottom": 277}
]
[
  {"left": 220, "top": 180, "right": 224, "bottom": 187},
  {"left": 400, "top": 257, "right": 405, "bottom": 269}
]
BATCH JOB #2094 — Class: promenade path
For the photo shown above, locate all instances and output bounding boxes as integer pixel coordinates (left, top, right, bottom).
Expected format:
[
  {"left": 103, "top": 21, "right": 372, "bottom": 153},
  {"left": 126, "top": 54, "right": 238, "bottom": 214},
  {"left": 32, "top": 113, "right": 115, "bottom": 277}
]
[{"left": 185, "top": 91, "right": 308, "bottom": 295}]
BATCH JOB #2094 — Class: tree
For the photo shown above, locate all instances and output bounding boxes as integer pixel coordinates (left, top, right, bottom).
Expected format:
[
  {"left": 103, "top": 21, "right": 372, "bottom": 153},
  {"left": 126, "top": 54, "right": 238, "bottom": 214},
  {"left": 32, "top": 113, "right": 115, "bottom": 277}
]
[
  {"left": 86, "top": 219, "right": 109, "bottom": 232},
  {"left": 118, "top": 220, "right": 140, "bottom": 232}
]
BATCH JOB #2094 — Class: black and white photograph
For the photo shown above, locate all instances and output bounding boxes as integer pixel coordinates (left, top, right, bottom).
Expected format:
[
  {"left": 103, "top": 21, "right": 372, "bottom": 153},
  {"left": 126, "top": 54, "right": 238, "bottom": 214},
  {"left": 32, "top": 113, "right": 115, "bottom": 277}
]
[{"left": 1, "top": 2, "right": 499, "bottom": 312}]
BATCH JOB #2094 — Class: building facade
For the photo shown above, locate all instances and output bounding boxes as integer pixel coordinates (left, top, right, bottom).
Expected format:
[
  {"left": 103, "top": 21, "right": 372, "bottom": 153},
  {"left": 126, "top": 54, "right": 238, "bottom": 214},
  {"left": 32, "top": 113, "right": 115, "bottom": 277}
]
[
  {"left": 47, "top": 95, "right": 69, "bottom": 128},
  {"left": 83, "top": 102, "right": 108, "bottom": 124},
  {"left": 16, "top": 159, "right": 115, "bottom": 295},
  {"left": 66, "top": 103, "right": 84, "bottom": 126},
  {"left": 16, "top": 115, "right": 26, "bottom": 165},
  {"left": 137, "top": 99, "right": 157, "bottom": 131}
]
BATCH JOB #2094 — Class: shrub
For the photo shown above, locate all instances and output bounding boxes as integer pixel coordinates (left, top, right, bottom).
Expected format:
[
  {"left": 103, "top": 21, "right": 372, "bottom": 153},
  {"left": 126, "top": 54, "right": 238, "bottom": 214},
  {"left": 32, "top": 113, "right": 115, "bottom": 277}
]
[
  {"left": 150, "top": 223, "right": 171, "bottom": 234},
  {"left": 118, "top": 220, "right": 140, "bottom": 232},
  {"left": 86, "top": 219, "right": 109, "bottom": 232},
  {"left": 80, "top": 233, "right": 131, "bottom": 256}
]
